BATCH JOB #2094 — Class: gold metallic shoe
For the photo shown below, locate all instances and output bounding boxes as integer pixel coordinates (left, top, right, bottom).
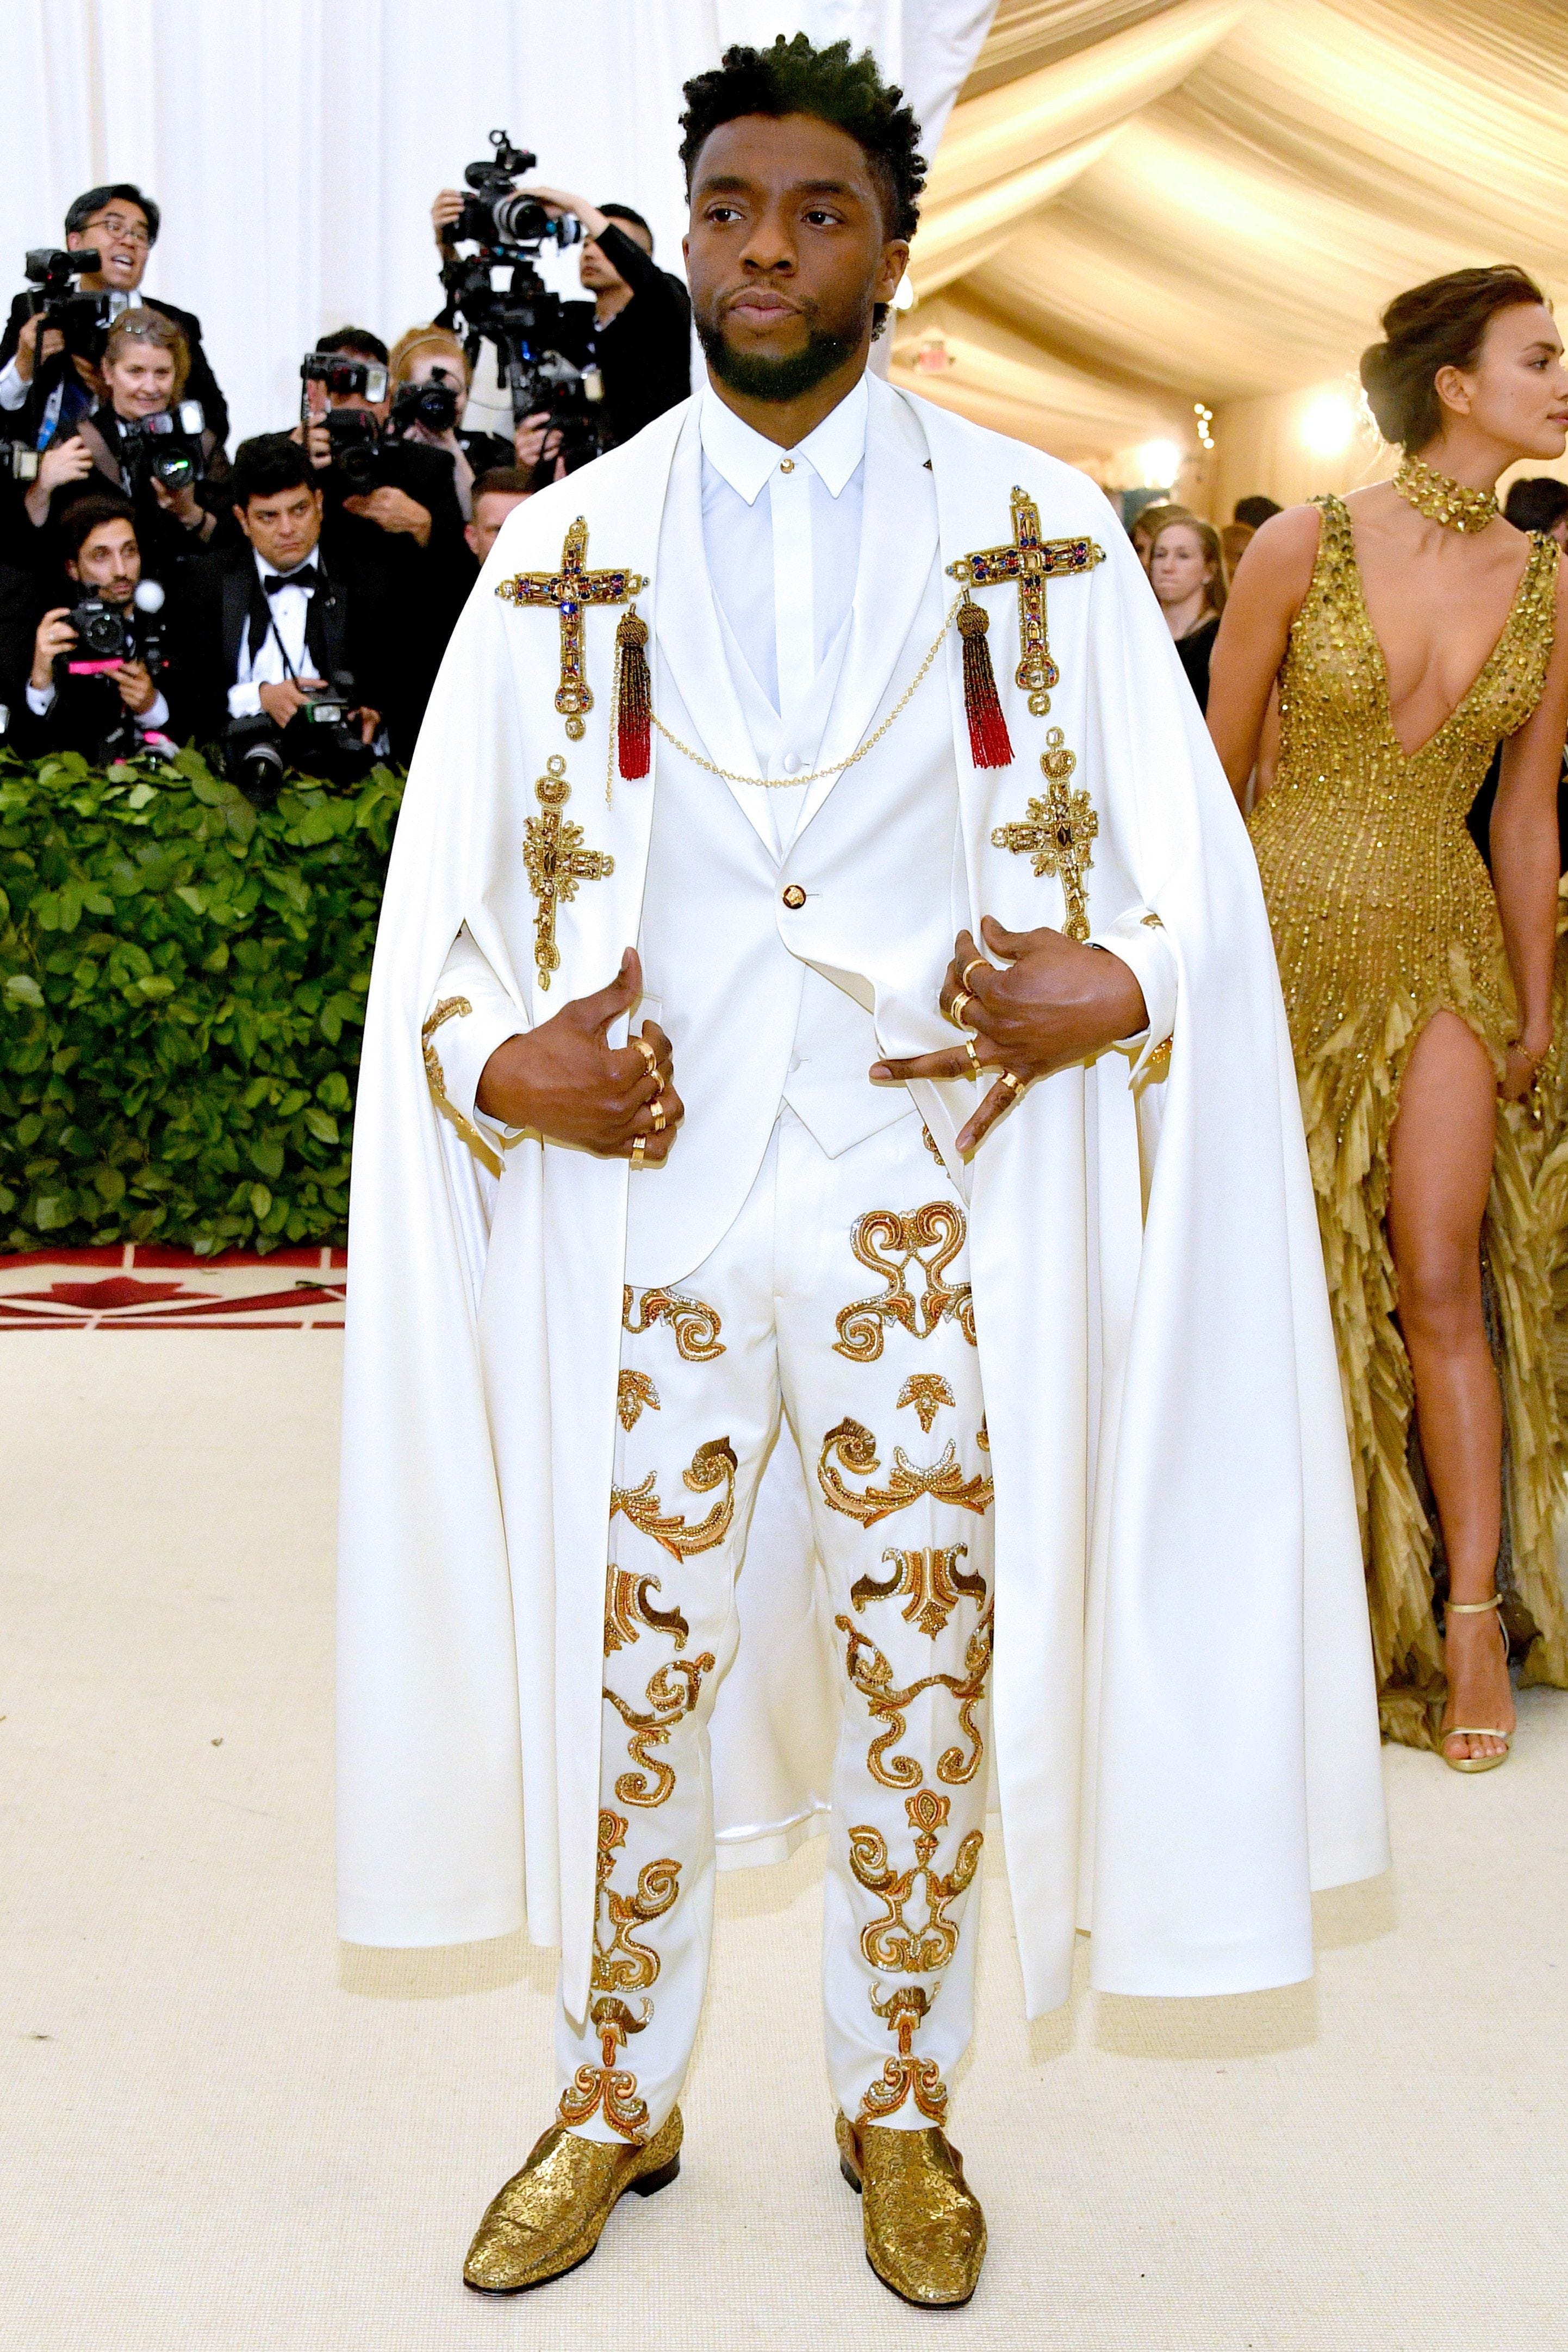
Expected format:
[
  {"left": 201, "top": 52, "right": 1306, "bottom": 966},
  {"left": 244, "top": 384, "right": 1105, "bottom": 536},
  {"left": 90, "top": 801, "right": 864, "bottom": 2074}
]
[
  {"left": 835, "top": 2111, "right": 986, "bottom": 2309},
  {"left": 463, "top": 2106, "right": 682, "bottom": 2294}
]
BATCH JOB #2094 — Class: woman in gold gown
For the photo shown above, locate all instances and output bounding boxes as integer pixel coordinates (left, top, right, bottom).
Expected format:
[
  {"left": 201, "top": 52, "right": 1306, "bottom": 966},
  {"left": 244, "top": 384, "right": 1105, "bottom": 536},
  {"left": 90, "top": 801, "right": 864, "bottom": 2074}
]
[{"left": 1208, "top": 267, "right": 1568, "bottom": 1768}]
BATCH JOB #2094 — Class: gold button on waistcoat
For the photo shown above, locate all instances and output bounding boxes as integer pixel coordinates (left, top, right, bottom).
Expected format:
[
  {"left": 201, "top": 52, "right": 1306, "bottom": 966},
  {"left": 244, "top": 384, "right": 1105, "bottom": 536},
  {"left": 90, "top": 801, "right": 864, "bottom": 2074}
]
[{"left": 781, "top": 883, "right": 807, "bottom": 910}]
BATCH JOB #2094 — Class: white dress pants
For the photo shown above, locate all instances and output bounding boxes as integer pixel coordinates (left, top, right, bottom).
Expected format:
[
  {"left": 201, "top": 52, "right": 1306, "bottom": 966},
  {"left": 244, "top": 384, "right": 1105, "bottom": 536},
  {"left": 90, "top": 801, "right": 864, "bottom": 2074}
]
[{"left": 555, "top": 1106, "right": 994, "bottom": 2141}]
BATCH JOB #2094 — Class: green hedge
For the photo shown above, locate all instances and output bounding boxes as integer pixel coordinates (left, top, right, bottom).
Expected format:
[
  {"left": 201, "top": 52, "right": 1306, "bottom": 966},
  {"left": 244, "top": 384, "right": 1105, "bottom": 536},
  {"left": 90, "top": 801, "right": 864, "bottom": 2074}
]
[{"left": 0, "top": 745, "right": 403, "bottom": 1254}]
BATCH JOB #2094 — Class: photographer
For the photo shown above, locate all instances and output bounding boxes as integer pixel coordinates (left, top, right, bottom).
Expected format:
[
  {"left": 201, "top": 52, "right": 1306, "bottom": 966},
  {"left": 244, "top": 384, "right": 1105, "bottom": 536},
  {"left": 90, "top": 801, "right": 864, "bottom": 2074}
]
[
  {"left": 182, "top": 433, "right": 399, "bottom": 782},
  {"left": 1, "top": 184, "right": 228, "bottom": 454},
  {"left": 27, "top": 309, "right": 224, "bottom": 571},
  {"left": 388, "top": 326, "right": 512, "bottom": 519},
  {"left": 13, "top": 495, "right": 186, "bottom": 761},
  {"left": 465, "top": 466, "right": 534, "bottom": 564},
  {"left": 432, "top": 182, "right": 688, "bottom": 453}
]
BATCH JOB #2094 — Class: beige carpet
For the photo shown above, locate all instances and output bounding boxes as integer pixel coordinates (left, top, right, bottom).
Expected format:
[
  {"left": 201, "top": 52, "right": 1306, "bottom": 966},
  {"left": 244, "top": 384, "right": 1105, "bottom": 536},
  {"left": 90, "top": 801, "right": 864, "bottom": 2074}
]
[{"left": 3, "top": 1333, "right": 1565, "bottom": 2351}]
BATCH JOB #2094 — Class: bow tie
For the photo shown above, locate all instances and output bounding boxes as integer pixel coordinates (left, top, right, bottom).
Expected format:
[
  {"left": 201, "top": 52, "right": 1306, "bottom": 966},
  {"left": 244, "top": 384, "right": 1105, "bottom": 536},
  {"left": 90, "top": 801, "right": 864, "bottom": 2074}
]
[{"left": 264, "top": 566, "right": 318, "bottom": 594}]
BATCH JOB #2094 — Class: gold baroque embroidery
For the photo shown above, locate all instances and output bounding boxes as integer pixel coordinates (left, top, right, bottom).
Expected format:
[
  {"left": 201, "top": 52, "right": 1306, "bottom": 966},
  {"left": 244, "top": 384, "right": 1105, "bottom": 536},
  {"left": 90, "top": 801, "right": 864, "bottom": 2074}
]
[
  {"left": 848, "top": 1788, "right": 985, "bottom": 1974},
  {"left": 606, "top": 1654, "right": 717, "bottom": 1806},
  {"left": 833, "top": 1203, "right": 976, "bottom": 1362},
  {"left": 612, "top": 1437, "right": 738, "bottom": 1559},
  {"left": 818, "top": 1418, "right": 993, "bottom": 1528},
  {"left": 522, "top": 756, "right": 615, "bottom": 991},
  {"left": 898, "top": 1373, "right": 955, "bottom": 1434},
  {"left": 557, "top": 1996, "right": 651, "bottom": 2143},
  {"left": 851, "top": 1543, "right": 987, "bottom": 1638},
  {"left": 859, "top": 1983, "right": 949, "bottom": 2125},
  {"left": 603, "top": 1565, "right": 689, "bottom": 1654},
  {"left": 617, "top": 1368, "right": 659, "bottom": 1430},
  {"left": 836, "top": 1601, "right": 993, "bottom": 1787},
  {"left": 590, "top": 1814, "right": 681, "bottom": 1996},
  {"left": 621, "top": 1285, "right": 726, "bottom": 1361},
  {"left": 421, "top": 996, "right": 503, "bottom": 1179}
]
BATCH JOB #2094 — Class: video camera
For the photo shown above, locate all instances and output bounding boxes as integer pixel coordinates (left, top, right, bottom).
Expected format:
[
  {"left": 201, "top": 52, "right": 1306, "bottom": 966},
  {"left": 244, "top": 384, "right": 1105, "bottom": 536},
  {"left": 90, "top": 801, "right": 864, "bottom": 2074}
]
[
  {"left": 60, "top": 579, "right": 167, "bottom": 679},
  {"left": 120, "top": 401, "right": 207, "bottom": 501},
  {"left": 23, "top": 247, "right": 112, "bottom": 360},
  {"left": 437, "top": 128, "right": 607, "bottom": 474}
]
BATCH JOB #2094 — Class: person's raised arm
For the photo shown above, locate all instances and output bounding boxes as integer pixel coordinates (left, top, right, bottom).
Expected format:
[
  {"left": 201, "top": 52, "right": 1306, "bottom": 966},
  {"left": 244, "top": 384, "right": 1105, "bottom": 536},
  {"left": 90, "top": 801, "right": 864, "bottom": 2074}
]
[
  {"left": 1490, "top": 558, "right": 1568, "bottom": 1101},
  {"left": 1204, "top": 507, "right": 1321, "bottom": 812}
]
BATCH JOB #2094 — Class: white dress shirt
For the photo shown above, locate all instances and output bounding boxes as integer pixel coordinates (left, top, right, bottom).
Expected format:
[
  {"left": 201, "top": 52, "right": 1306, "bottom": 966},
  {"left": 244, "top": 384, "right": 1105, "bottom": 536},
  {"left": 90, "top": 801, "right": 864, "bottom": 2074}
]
[
  {"left": 227, "top": 550, "right": 320, "bottom": 718},
  {"left": 699, "top": 376, "right": 868, "bottom": 850}
]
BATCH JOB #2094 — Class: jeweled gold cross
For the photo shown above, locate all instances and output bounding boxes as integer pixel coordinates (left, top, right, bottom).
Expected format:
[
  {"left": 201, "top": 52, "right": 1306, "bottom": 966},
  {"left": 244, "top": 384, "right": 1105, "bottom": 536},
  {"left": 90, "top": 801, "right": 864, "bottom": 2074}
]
[
  {"left": 946, "top": 487, "right": 1104, "bottom": 715},
  {"left": 496, "top": 517, "right": 647, "bottom": 740},
  {"left": 991, "top": 728, "right": 1099, "bottom": 940},
  {"left": 522, "top": 756, "right": 614, "bottom": 989}
]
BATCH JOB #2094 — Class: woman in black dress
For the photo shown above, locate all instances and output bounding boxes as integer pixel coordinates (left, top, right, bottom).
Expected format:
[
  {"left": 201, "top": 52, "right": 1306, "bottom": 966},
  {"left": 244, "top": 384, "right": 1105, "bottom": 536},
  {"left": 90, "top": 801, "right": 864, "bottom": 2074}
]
[{"left": 1150, "top": 513, "right": 1226, "bottom": 710}]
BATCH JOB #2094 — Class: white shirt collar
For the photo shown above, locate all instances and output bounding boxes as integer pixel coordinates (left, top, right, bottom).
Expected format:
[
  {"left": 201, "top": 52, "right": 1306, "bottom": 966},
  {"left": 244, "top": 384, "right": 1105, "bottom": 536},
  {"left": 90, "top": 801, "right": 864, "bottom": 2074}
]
[
  {"left": 699, "top": 371, "right": 869, "bottom": 506},
  {"left": 253, "top": 548, "right": 319, "bottom": 587}
]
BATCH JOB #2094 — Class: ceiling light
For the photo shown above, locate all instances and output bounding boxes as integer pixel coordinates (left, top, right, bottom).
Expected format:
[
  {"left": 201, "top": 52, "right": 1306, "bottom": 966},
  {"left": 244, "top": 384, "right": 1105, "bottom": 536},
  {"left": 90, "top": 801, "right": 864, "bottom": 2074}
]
[
  {"left": 1138, "top": 440, "right": 1182, "bottom": 488},
  {"left": 914, "top": 333, "right": 954, "bottom": 373},
  {"left": 1300, "top": 394, "right": 1354, "bottom": 456}
]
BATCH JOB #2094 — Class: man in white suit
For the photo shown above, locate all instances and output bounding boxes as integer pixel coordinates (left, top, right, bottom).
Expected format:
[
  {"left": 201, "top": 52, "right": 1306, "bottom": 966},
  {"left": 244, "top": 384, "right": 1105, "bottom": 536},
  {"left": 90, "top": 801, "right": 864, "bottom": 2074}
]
[{"left": 338, "top": 33, "right": 1387, "bottom": 2312}]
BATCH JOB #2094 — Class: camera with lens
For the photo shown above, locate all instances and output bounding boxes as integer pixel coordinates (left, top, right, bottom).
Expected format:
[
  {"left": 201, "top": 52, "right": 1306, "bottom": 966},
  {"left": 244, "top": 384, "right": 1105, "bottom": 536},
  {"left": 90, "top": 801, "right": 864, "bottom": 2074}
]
[
  {"left": 23, "top": 247, "right": 112, "bottom": 359},
  {"left": 224, "top": 669, "right": 374, "bottom": 804},
  {"left": 61, "top": 578, "right": 167, "bottom": 679},
  {"left": 386, "top": 377, "right": 461, "bottom": 438},
  {"left": 437, "top": 128, "right": 606, "bottom": 474},
  {"left": 120, "top": 401, "right": 207, "bottom": 501}
]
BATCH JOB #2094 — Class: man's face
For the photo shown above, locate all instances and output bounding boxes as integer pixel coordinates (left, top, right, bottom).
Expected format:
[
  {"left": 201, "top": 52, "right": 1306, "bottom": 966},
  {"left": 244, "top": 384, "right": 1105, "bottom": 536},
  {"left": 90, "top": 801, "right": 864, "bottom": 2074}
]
[
  {"left": 68, "top": 202, "right": 152, "bottom": 294},
  {"left": 579, "top": 218, "right": 651, "bottom": 295},
  {"left": 465, "top": 488, "right": 529, "bottom": 563},
  {"left": 66, "top": 519, "right": 141, "bottom": 604},
  {"left": 238, "top": 483, "right": 325, "bottom": 575},
  {"left": 684, "top": 114, "right": 907, "bottom": 401}
]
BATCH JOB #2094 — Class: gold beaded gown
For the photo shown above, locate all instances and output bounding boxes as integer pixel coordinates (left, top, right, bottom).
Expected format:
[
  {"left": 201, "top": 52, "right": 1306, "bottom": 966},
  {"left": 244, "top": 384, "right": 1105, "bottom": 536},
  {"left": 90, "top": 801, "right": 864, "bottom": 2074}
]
[{"left": 1249, "top": 493, "right": 1568, "bottom": 1748}]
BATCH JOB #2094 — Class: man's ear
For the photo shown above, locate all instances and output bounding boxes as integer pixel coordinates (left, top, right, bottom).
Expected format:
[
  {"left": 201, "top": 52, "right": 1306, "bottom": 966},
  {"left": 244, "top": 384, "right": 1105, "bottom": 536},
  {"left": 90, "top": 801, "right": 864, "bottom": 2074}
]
[
  {"left": 235, "top": 504, "right": 254, "bottom": 544},
  {"left": 64, "top": 557, "right": 80, "bottom": 583},
  {"left": 464, "top": 523, "right": 478, "bottom": 557}
]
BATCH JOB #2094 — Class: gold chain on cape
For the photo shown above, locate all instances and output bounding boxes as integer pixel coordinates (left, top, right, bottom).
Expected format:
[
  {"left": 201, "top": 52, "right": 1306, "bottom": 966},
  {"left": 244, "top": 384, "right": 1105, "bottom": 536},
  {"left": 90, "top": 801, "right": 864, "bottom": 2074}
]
[{"left": 606, "top": 589, "right": 967, "bottom": 800}]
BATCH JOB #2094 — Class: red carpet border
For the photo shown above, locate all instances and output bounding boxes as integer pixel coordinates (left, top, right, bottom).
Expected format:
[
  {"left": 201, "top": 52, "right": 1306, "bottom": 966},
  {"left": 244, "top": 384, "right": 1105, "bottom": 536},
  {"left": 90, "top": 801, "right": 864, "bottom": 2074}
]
[{"left": 0, "top": 1245, "right": 346, "bottom": 1329}]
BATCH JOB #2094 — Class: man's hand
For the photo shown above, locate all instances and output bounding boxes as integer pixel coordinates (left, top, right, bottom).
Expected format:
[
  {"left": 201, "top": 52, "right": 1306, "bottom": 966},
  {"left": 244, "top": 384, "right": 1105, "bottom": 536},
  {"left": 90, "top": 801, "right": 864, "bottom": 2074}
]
[
  {"left": 475, "top": 950, "right": 682, "bottom": 1163},
  {"left": 290, "top": 418, "right": 332, "bottom": 471},
  {"left": 14, "top": 314, "right": 65, "bottom": 384},
  {"left": 516, "top": 185, "right": 610, "bottom": 239},
  {"left": 257, "top": 676, "right": 327, "bottom": 729},
  {"left": 353, "top": 705, "right": 381, "bottom": 748},
  {"left": 870, "top": 917, "right": 1149, "bottom": 1153},
  {"left": 109, "top": 659, "right": 157, "bottom": 716},
  {"left": 30, "top": 608, "right": 75, "bottom": 690},
  {"left": 432, "top": 188, "right": 464, "bottom": 247},
  {"left": 342, "top": 484, "right": 432, "bottom": 546},
  {"left": 151, "top": 475, "right": 206, "bottom": 530},
  {"left": 24, "top": 434, "right": 95, "bottom": 526}
]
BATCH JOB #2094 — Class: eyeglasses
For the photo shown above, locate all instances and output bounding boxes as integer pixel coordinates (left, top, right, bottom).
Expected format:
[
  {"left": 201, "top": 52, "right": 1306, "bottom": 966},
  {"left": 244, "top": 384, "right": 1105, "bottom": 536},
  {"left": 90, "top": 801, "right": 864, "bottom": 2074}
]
[{"left": 88, "top": 214, "right": 152, "bottom": 247}]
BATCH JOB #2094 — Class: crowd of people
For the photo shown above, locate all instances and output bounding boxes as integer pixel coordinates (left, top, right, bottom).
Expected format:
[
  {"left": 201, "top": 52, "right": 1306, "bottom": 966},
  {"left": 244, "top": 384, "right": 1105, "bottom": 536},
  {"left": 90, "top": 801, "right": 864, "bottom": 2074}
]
[{"left": 0, "top": 177, "right": 693, "bottom": 787}]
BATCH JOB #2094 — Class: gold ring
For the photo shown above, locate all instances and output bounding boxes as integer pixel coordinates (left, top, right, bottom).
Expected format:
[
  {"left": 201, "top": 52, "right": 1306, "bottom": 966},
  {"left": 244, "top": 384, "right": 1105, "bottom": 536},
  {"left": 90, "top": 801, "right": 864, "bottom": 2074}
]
[
  {"left": 634, "top": 1036, "right": 658, "bottom": 1074},
  {"left": 961, "top": 957, "right": 987, "bottom": 990},
  {"left": 950, "top": 991, "right": 974, "bottom": 1029},
  {"left": 650, "top": 1099, "right": 667, "bottom": 1133},
  {"left": 631, "top": 1135, "right": 646, "bottom": 1166},
  {"left": 999, "top": 1071, "right": 1023, "bottom": 1096},
  {"left": 965, "top": 1037, "right": 982, "bottom": 1078}
]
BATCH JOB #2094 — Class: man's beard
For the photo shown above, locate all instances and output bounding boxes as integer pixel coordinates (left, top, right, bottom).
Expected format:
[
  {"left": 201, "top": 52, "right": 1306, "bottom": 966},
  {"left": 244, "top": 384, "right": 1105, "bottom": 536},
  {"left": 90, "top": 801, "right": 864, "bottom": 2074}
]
[{"left": 696, "top": 307, "right": 860, "bottom": 403}]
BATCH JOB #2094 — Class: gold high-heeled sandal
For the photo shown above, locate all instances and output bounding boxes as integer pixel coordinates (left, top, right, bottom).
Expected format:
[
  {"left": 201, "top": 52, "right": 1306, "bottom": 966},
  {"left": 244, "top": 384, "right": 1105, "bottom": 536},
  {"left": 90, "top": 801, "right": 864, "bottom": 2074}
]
[{"left": 1439, "top": 1593, "right": 1513, "bottom": 1774}]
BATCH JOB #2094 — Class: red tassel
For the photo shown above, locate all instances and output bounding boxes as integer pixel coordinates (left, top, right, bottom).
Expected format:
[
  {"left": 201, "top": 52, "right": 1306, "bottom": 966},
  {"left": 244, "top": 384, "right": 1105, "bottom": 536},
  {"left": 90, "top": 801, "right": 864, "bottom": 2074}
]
[
  {"left": 615, "top": 605, "right": 651, "bottom": 780},
  {"left": 957, "top": 595, "right": 1012, "bottom": 768}
]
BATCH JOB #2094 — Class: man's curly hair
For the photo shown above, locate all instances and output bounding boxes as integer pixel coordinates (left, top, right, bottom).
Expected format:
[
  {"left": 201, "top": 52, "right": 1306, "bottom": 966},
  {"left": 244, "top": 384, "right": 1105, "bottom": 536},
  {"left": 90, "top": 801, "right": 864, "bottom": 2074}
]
[{"left": 679, "top": 33, "right": 926, "bottom": 245}]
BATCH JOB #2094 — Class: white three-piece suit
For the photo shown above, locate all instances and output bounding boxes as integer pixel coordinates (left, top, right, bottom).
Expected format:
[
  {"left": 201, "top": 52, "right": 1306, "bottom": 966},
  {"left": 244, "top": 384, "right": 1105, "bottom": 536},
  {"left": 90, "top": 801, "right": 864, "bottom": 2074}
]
[{"left": 338, "top": 370, "right": 1390, "bottom": 2141}]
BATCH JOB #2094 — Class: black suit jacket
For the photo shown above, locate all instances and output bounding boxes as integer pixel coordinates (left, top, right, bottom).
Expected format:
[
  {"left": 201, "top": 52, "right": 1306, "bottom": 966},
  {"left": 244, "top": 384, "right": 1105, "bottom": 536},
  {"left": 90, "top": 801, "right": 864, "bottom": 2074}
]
[
  {"left": 1, "top": 563, "right": 203, "bottom": 761},
  {"left": 2, "top": 290, "right": 230, "bottom": 452},
  {"left": 179, "top": 543, "right": 399, "bottom": 756}
]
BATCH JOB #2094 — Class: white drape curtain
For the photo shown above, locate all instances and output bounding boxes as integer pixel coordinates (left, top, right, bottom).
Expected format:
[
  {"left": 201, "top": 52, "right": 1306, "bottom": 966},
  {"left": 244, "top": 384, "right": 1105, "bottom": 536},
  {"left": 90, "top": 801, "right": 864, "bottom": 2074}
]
[{"left": 3, "top": 1, "right": 994, "bottom": 451}]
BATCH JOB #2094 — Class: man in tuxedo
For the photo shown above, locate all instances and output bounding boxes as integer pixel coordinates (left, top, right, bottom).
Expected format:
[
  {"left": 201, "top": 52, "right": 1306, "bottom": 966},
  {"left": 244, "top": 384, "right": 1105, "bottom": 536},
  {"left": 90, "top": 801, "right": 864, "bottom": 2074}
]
[
  {"left": 10, "top": 494, "right": 189, "bottom": 761},
  {"left": 182, "top": 434, "right": 393, "bottom": 772},
  {"left": 1, "top": 184, "right": 229, "bottom": 456}
]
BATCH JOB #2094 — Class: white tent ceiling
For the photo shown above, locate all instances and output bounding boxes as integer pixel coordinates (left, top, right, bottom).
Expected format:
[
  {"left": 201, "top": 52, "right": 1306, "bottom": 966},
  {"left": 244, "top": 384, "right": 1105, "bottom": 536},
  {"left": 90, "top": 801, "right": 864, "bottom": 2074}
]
[{"left": 894, "top": 0, "right": 1568, "bottom": 511}]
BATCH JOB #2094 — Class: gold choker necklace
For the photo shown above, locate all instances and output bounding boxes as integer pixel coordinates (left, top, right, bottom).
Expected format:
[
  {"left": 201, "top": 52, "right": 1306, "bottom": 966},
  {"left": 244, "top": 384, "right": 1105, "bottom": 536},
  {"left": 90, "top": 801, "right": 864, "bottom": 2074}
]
[{"left": 1393, "top": 454, "right": 1498, "bottom": 533}]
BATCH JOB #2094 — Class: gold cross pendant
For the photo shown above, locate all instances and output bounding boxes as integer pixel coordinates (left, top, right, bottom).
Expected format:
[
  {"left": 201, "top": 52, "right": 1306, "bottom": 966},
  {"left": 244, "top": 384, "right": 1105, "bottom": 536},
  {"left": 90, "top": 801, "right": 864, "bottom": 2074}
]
[
  {"left": 991, "top": 729, "right": 1099, "bottom": 940},
  {"left": 946, "top": 487, "right": 1103, "bottom": 715},
  {"left": 496, "top": 518, "right": 648, "bottom": 741},
  {"left": 522, "top": 756, "right": 615, "bottom": 988}
]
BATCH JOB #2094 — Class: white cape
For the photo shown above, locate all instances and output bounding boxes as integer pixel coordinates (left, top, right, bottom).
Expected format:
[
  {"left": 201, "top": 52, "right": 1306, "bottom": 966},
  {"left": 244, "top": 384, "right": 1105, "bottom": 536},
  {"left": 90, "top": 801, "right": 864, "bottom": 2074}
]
[{"left": 338, "top": 381, "right": 1389, "bottom": 2018}]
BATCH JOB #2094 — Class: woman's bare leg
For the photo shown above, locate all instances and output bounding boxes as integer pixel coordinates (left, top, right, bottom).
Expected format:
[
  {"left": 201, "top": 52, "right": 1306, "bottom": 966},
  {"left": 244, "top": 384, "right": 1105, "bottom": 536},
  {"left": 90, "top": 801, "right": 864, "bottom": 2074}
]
[{"left": 1386, "top": 1010, "right": 1514, "bottom": 1760}]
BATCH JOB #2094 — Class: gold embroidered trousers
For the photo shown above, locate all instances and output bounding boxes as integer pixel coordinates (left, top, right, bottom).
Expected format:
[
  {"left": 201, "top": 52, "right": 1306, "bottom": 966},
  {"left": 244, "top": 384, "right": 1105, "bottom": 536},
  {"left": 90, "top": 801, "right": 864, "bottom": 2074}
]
[{"left": 556, "top": 1106, "right": 993, "bottom": 2142}]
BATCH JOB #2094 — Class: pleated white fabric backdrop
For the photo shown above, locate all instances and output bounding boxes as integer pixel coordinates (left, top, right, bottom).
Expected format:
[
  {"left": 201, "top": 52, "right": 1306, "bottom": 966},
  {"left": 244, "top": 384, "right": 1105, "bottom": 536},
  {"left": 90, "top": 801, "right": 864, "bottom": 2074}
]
[{"left": 3, "top": 1, "right": 993, "bottom": 451}]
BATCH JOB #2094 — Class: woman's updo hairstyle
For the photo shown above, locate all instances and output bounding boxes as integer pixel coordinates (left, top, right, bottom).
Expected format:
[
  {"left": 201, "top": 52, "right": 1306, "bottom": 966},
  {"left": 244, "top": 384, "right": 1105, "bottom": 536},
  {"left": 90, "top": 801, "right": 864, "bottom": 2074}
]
[{"left": 1360, "top": 266, "right": 1547, "bottom": 453}]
